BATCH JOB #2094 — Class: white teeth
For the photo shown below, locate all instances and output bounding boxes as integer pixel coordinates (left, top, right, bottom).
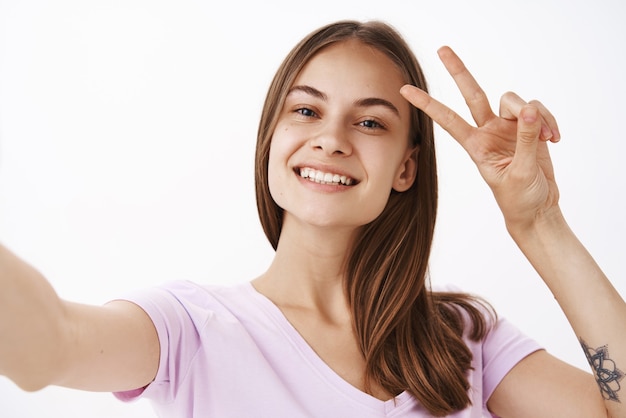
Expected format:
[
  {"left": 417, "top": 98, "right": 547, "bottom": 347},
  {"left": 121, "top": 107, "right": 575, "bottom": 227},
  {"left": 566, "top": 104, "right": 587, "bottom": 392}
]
[{"left": 299, "top": 167, "right": 354, "bottom": 185}]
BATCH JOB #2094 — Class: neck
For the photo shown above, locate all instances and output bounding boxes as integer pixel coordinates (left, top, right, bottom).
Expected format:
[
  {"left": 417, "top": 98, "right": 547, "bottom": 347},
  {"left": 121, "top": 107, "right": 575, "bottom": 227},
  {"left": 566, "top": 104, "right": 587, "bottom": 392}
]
[{"left": 253, "top": 215, "right": 359, "bottom": 321}]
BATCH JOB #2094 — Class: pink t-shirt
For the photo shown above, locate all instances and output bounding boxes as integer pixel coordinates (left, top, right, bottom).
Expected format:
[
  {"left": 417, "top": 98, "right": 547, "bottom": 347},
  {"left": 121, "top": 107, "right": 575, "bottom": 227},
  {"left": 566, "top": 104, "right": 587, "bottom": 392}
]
[{"left": 115, "top": 281, "right": 541, "bottom": 417}]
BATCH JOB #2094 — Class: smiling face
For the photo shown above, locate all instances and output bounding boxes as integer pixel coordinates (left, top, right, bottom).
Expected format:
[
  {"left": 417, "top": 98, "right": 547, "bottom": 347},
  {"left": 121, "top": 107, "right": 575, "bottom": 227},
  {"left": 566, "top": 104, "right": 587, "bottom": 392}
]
[{"left": 267, "top": 40, "right": 417, "bottom": 232}]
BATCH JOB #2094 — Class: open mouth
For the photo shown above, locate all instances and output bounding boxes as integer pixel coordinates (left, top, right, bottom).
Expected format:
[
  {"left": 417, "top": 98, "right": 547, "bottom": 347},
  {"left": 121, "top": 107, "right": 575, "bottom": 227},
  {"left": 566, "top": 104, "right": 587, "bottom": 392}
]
[{"left": 297, "top": 167, "right": 357, "bottom": 186}]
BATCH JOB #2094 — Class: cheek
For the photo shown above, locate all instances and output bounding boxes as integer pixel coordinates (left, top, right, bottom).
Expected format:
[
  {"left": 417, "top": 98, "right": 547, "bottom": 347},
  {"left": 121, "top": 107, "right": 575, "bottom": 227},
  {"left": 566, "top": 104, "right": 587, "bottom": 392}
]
[
  {"left": 365, "top": 147, "right": 406, "bottom": 187},
  {"left": 266, "top": 137, "right": 290, "bottom": 206}
]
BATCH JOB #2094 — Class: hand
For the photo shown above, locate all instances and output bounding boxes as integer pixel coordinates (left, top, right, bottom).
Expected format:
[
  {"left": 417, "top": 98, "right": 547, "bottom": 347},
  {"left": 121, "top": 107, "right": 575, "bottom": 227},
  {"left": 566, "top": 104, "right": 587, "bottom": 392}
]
[{"left": 400, "top": 46, "right": 562, "bottom": 232}]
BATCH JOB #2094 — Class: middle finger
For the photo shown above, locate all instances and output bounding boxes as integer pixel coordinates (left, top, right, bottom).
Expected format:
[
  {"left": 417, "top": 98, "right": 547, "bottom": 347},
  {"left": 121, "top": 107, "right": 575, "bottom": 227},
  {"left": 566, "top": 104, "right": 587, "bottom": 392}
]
[{"left": 437, "top": 46, "right": 496, "bottom": 127}]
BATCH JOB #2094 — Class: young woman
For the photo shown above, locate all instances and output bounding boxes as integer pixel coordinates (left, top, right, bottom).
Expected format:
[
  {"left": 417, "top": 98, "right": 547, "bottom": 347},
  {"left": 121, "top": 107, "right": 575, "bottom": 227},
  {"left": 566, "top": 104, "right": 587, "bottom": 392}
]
[{"left": 1, "top": 20, "right": 624, "bottom": 417}]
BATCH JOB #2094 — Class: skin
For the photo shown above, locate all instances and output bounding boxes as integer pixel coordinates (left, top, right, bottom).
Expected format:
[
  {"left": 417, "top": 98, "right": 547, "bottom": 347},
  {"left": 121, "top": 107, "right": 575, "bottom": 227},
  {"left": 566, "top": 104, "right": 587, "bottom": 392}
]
[
  {"left": 0, "top": 40, "right": 624, "bottom": 417},
  {"left": 401, "top": 46, "right": 625, "bottom": 417},
  {"left": 255, "top": 39, "right": 417, "bottom": 400},
  {"left": 266, "top": 40, "right": 416, "bottom": 232}
]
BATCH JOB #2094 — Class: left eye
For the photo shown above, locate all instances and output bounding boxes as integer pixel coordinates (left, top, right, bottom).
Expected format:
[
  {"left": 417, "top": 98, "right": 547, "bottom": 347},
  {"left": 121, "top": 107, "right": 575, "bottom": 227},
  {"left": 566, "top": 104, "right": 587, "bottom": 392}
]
[{"left": 359, "top": 119, "right": 383, "bottom": 129}]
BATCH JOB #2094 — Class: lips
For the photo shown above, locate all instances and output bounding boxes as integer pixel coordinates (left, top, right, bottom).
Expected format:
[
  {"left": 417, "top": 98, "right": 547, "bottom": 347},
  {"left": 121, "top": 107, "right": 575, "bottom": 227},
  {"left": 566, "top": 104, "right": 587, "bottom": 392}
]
[{"left": 297, "top": 167, "right": 356, "bottom": 186}]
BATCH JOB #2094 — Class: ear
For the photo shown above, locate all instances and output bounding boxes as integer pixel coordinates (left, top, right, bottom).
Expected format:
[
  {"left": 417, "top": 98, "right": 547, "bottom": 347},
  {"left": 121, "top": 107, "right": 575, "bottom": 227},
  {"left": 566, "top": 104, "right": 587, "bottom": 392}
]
[{"left": 392, "top": 146, "right": 418, "bottom": 192}]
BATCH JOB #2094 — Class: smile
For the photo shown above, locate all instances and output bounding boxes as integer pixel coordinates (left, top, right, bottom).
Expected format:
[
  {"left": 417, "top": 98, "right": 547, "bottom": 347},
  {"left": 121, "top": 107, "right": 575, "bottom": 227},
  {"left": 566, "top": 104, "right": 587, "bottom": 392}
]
[{"left": 298, "top": 167, "right": 355, "bottom": 186}]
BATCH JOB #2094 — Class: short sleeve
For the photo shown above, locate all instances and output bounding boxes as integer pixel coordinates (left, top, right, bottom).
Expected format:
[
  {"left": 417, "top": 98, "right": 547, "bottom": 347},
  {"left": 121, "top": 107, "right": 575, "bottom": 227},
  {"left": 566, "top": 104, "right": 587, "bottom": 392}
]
[
  {"left": 482, "top": 317, "right": 543, "bottom": 402},
  {"left": 113, "top": 282, "right": 210, "bottom": 403}
]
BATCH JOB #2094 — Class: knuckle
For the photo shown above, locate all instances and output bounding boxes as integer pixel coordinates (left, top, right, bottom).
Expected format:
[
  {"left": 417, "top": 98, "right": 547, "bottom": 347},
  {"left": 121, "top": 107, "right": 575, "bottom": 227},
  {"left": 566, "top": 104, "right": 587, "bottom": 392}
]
[
  {"left": 519, "top": 126, "right": 540, "bottom": 142},
  {"left": 442, "top": 107, "right": 458, "bottom": 126},
  {"left": 501, "top": 91, "right": 523, "bottom": 104}
]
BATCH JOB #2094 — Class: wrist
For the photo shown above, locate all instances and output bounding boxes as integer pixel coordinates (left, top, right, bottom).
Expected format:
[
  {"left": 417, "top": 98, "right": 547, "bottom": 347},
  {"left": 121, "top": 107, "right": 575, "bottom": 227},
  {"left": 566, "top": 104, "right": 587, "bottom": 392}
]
[{"left": 505, "top": 206, "right": 569, "bottom": 248}]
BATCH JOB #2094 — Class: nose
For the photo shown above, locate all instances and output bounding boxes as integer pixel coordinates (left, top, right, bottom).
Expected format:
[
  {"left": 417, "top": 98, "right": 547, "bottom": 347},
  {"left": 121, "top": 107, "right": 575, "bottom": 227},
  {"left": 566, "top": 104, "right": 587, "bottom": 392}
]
[{"left": 310, "top": 120, "right": 353, "bottom": 157}]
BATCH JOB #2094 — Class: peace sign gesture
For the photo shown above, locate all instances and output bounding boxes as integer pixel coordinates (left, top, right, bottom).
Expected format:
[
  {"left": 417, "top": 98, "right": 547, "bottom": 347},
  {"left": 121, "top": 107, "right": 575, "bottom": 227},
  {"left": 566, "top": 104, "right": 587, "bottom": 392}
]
[{"left": 400, "top": 47, "right": 562, "bottom": 233}]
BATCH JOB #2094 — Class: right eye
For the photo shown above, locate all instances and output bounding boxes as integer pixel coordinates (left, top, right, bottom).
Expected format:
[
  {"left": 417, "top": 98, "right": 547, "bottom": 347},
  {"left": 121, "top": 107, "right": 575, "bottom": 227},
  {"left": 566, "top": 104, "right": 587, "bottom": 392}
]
[{"left": 295, "top": 107, "right": 318, "bottom": 118}]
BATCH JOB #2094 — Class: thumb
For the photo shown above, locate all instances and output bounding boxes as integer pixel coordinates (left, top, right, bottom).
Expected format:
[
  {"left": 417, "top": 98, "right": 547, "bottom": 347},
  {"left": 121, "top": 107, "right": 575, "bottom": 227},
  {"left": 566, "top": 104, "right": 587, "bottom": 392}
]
[{"left": 512, "top": 104, "right": 542, "bottom": 170}]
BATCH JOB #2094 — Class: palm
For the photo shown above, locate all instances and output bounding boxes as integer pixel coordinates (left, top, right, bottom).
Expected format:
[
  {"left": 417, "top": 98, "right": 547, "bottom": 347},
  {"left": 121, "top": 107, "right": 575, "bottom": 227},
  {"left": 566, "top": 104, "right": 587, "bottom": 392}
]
[
  {"left": 469, "top": 117, "right": 558, "bottom": 225},
  {"left": 400, "top": 47, "right": 561, "bottom": 229}
]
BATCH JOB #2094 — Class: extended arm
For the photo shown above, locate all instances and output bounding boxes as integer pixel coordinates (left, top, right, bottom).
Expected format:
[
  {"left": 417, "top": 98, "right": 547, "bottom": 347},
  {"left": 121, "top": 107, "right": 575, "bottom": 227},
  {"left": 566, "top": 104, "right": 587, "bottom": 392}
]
[
  {"left": 401, "top": 47, "right": 626, "bottom": 417},
  {"left": 0, "top": 243, "right": 159, "bottom": 392}
]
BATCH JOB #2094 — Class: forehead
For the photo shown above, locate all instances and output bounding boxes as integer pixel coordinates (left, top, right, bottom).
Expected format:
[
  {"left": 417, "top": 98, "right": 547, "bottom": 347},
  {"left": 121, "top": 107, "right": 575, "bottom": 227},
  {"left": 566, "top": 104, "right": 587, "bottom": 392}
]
[{"left": 293, "top": 40, "right": 407, "bottom": 100}]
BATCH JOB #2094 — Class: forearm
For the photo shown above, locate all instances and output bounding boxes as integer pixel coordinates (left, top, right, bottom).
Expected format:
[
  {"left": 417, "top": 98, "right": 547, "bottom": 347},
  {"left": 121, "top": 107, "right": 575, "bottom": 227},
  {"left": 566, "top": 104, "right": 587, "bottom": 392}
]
[
  {"left": 509, "top": 208, "right": 626, "bottom": 414},
  {"left": 0, "top": 243, "right": 68, "bottom": 391}
]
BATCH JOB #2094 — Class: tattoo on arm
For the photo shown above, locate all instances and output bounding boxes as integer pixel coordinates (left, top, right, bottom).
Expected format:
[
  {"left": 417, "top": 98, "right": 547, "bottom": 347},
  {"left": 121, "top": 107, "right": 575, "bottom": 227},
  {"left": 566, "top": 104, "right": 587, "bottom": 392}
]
[{"left": 580, "top": 338, "right": 624, "bottom": 402}]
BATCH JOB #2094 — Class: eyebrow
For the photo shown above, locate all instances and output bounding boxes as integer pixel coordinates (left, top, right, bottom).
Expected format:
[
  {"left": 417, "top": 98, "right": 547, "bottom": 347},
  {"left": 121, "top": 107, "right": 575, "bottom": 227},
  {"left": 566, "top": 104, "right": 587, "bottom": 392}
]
[
  {"left": 287, "top": 85, "right": 400, "bottom": 117},
  {"left": 355, "top": 97, "right": 400, "bottom": 117},
  {"left": 288, "top": 85, "right": 328, "bottom": 101}
]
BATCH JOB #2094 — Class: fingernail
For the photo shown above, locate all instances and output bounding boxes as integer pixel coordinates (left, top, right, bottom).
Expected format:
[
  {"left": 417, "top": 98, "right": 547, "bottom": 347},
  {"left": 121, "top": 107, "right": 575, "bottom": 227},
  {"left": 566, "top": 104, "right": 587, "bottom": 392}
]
[
  {"left": 522, "top": 106, "right": 538, "bottom": 123},
  {"left": 541, "top": 124, "right": 553, "bottom": 140}
]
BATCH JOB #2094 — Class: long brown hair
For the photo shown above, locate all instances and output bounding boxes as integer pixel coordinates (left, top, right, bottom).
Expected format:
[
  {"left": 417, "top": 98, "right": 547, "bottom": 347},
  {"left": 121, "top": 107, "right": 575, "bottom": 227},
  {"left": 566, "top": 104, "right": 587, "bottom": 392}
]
[{"left": 255, "top": 20, "right": 493, "bottom": 416}]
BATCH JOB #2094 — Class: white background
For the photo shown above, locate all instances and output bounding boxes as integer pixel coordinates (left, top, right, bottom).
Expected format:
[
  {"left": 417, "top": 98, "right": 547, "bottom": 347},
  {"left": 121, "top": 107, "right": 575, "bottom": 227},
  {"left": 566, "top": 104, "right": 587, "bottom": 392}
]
[{"left": 1, "top": 0, "right": 625, "bottom": 416}]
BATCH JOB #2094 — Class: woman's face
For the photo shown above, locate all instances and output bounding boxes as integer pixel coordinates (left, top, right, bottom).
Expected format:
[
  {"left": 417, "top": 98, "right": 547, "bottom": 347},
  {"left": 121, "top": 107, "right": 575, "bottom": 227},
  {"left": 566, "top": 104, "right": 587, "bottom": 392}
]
[{"left": 267, "top": 39, "right": 416, "bottom": 232}]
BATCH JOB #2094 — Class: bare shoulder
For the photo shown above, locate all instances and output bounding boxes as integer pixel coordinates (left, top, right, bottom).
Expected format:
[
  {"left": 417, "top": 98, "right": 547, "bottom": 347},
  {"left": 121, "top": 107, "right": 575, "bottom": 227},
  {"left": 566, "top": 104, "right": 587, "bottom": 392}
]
[{"left": 487, "top": 349, "right": 606, "bottom": 418}]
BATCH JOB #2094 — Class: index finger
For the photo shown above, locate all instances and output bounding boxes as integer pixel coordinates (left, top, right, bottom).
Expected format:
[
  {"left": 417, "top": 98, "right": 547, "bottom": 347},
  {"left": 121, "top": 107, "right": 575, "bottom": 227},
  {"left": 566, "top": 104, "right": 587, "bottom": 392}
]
[
  {"left": 400, "top": 84, "right": 474, "bottom": 148},
  {"left": 438, "top": 46, "right": 495, "bottom": 127}
]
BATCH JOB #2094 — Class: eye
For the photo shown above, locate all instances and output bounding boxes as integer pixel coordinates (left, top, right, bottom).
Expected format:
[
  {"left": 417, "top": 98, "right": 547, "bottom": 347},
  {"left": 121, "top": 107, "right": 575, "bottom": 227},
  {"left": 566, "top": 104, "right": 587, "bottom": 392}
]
[
  {"left": 295, "top": 107, "right": 318, "bottom": 118},
  {"left": 359, "top": 118, "right": 385, "bottom": 130}
]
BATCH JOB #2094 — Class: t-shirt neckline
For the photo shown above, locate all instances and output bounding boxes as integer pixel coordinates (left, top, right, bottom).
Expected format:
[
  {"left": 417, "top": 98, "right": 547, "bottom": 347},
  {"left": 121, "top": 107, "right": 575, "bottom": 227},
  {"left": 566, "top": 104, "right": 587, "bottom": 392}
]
[{"left": 242, "top": 281, "right": 416, "bottom": 414}]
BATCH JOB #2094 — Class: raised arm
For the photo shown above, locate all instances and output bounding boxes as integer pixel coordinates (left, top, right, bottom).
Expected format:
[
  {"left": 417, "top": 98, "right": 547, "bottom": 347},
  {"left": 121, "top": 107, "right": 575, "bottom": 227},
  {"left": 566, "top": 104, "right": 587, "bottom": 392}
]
[
  {"left": 400, "top": 47, "right": 626, "bottom": 417},
  {"left": 0, "top": 243, "right": 159, "bottom": 393}
]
